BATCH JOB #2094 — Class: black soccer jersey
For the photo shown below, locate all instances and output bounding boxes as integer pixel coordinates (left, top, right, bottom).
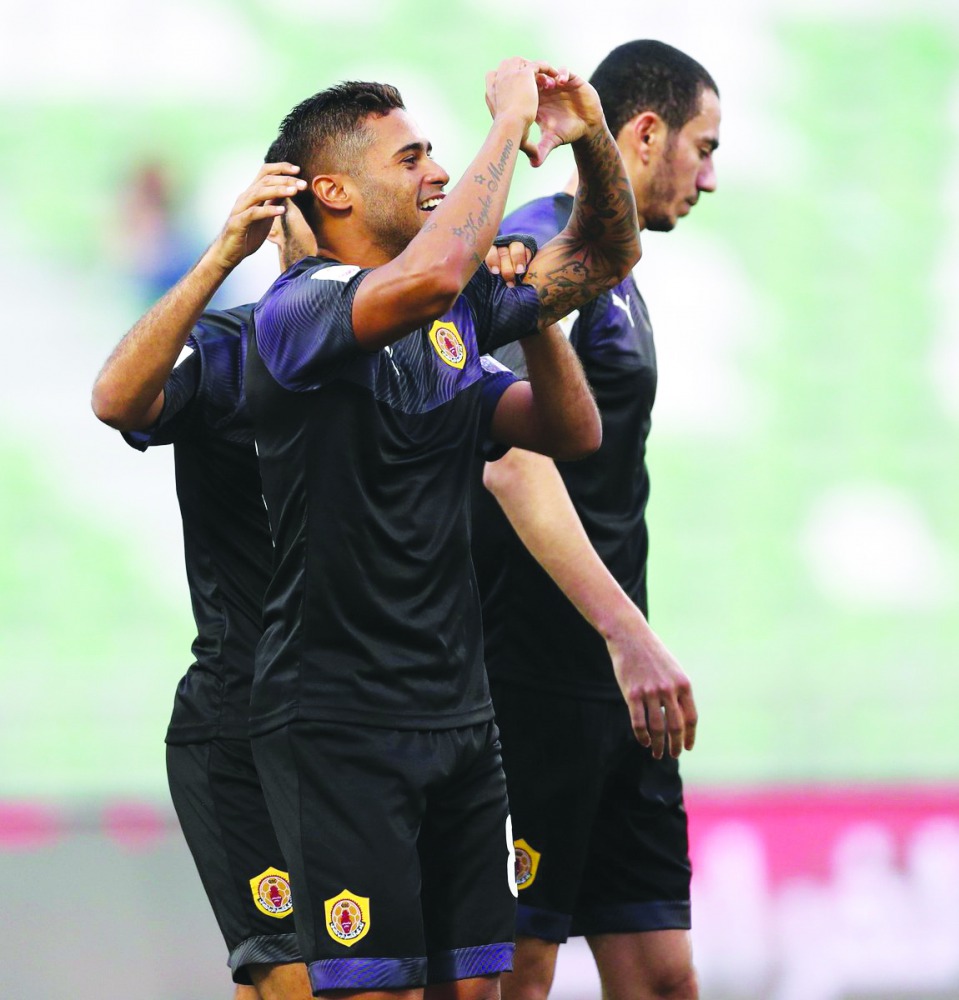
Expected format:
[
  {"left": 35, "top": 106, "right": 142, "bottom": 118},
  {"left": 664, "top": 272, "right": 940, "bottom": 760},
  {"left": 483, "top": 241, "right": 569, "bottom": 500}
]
[
  {"left": 474, "top": 194, "right": 658, "bottom": 700},
  {"left": 125, "top": 305, "right": 273, "bottom": 743},
  {"left": 245, "top": 256, "right": 536, "bottom": 734}
]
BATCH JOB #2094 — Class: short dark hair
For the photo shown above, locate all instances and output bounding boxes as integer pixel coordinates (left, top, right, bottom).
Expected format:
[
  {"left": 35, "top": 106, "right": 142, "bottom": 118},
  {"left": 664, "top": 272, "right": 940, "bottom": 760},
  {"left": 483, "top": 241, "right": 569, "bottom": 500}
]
[
  {"left": 590, "top": 40, "right": 718, "bottom": 138},
  {"left": 269, "top": 82, "right": 405, "bottom": 226}
]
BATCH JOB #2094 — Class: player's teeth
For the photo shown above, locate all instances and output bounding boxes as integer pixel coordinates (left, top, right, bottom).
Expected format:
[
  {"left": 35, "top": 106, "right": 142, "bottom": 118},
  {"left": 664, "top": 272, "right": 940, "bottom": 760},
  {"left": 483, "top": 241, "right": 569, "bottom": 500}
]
[{"left": 421, "top": 198, "right": 441, "bottom": 210}]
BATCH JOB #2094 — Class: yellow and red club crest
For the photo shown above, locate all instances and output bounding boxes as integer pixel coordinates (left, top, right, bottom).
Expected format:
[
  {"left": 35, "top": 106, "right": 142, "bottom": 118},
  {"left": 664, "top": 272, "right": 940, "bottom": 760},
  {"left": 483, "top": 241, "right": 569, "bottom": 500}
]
[
  {"left": 428, "top": 320, "right": 467, "bottom": 370},
  {"left": 324, "top": 889, "right": 371, "bottom": 947},
  {"left": 249, "top": 867, "right": 294, "bottom": 918},
  {"left": 513, "top": 839, "right": 542, "bottom": 891}
]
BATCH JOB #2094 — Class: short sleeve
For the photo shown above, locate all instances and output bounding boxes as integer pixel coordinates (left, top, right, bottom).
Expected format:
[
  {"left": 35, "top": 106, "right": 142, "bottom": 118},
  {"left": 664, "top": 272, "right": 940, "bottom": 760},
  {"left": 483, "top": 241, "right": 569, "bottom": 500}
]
[
  {"left": 464, "top": 266, "right": 540, "bottom": 355},
  {"left": 475, "top": 354, "right": 520, "bottom": 461},
  {"left": 254, "top": 262, "right": 372, "bottom": 391},
  {"left": 122, "top": 346, "right": 201, "bottom": 452}
]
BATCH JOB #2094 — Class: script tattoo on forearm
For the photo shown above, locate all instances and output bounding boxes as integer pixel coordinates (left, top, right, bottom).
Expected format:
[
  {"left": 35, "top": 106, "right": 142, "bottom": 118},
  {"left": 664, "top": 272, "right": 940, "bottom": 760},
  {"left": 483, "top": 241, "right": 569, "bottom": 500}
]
[
  {"left": 530, "top": 126, "right": 640, "bottom": 326},
  {"left": 452, "top": 140, "right": 515, "bottom": 248}
]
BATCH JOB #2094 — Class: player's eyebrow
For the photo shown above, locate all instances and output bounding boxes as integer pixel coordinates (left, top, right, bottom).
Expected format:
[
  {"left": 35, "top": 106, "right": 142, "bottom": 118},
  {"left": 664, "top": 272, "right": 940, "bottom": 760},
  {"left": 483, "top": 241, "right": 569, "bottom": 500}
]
[{"left": 394, "top": 140, "right": 433, "bottom": 160}]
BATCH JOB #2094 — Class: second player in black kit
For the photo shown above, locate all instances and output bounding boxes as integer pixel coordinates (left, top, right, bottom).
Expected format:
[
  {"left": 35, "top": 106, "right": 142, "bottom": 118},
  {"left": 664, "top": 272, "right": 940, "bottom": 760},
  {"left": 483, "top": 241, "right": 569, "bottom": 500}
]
[
  {"left": 474, "top": 40, "right": 720, "bottom": 1000},
  {"left": 126, "top": 305, "right": 303, "bottom": 972}
]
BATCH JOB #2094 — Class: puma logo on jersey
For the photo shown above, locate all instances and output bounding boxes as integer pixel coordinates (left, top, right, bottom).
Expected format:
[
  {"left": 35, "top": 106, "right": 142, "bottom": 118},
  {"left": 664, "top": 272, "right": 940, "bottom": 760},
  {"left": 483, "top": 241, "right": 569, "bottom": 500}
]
[
  {"left": 383, "top": 344, "right": 402, "bottom": 378},
  {"left": 174, "top": 344, "right": 195, "bottom": 368},
  {"left": 611, "top": 291, "right": 635, "bottom": 327}
]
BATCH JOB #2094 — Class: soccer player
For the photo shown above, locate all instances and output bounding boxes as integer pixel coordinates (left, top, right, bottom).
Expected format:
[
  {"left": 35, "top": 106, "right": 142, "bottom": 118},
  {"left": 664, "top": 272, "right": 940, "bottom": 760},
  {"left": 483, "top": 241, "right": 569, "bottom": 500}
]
[
  {"left": 92, "top": 161, "right": 316, "bottom": 1000},
  {"left": 244, "top": 58, "right": 640, "bottom": 1000},
  {"left": 474, "top": 41, "right": 721, "bottom": 1000},
  {"left": 92, "top": 154, "right": 589, "bottom": 998}
]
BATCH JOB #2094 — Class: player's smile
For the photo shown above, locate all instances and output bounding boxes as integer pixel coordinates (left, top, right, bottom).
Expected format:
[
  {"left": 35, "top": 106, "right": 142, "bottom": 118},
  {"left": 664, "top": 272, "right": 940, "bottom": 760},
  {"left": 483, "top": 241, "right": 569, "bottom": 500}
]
[{"left": 419, "top": 194, "right": 445, "bottom": 212}]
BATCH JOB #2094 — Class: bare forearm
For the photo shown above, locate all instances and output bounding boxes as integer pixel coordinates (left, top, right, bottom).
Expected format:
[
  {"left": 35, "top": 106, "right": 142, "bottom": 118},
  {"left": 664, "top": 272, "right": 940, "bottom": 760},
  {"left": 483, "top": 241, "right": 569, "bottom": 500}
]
[
  {"left": 483, "top": 448, "right": 638, "bottom": 635},
  {"left": 517, "top": 326, "right": 600, "bottom": 458},
  {"left": 399, "top": 117, "right": 529, "bottom": 304},
  {"left": 91, "top": 249, "right": 230, "bottom": 429},
  {"left": 525, "top": 124, "right": 641, "bottom": 326}
]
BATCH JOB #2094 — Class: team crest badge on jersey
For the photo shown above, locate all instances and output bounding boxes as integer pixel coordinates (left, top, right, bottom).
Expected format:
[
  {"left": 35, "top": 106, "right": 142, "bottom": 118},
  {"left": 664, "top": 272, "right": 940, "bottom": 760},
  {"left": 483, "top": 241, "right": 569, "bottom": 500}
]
[
  {"left": 249, "top": 867, "right": 294, "bottom": 919},
  {"left": 324, "top": 890, "right": 371, "bottom": 947},
  {"left": 513, "top": 839, "right": 542, "bottom": 891},
  {"left": 428, "top": 320, "right": 467, "bottom": 369}
]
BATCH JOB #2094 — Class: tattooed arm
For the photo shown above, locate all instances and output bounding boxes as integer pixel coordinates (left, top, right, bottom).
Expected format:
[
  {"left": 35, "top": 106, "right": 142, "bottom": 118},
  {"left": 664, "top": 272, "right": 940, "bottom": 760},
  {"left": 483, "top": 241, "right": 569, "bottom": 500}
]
[
  {"left": 351, "top": 58, "right": 559, "bottom": 350},
  {"left": 520, "top": 74, "right": 642, "bottom": 328}
]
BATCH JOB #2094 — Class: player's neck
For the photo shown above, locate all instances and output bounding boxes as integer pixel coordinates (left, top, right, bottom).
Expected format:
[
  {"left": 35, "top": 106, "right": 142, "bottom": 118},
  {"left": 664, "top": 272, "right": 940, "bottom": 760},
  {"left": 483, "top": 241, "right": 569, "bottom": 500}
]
[{"left": 316, "top": 225, "right": 396, "bottom": 269}]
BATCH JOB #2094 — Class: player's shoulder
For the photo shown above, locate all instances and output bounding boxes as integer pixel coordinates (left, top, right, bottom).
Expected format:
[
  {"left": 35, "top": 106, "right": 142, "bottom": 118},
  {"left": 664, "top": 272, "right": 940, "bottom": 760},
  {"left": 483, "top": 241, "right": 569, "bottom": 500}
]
[
  {"left": 192, "top": 303, "right": 253, "bottom": 346},
  {"left": 501, "top": 192, "right": 572, "bottom": 244},
  {"left": 256, "top": 257, "right": 369, "bottom": 335},
  {"left": 270, "top": 256, "right": 365, "bottom": 297}
]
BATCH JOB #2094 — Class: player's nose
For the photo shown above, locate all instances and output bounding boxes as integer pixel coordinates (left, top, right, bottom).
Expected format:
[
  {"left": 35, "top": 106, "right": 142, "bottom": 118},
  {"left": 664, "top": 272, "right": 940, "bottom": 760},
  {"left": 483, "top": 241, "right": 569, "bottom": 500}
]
[{"left": 698, "top": 158, "right": 717, "bottom": 193}]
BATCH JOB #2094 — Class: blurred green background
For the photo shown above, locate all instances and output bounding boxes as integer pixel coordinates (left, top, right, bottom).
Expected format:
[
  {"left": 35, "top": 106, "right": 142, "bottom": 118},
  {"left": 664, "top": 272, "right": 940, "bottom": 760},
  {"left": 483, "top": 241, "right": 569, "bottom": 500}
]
[{"left": 1, "top": 0, "right": 957, "bottom": 800}]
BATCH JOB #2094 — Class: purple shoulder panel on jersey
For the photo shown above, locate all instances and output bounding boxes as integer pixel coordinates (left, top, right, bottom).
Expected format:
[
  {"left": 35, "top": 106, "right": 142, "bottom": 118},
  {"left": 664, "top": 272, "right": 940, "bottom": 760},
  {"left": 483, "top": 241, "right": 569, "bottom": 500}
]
[{"left": 253, "top": 259, "right": 371, "bottom": 392}]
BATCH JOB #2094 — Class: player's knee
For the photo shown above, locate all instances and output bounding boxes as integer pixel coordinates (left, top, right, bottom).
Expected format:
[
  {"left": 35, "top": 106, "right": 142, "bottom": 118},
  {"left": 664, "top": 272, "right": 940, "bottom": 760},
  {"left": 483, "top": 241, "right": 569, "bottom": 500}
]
[{"left": 648, "top": 964, "right": 698, "bottom": 1000}]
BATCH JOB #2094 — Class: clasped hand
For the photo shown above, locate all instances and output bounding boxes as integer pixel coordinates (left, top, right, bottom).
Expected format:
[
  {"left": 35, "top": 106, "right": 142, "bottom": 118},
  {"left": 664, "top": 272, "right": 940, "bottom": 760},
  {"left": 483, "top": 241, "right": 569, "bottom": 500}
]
[{"left": 485, "top": 57, "right": 604, "bottom": 168}]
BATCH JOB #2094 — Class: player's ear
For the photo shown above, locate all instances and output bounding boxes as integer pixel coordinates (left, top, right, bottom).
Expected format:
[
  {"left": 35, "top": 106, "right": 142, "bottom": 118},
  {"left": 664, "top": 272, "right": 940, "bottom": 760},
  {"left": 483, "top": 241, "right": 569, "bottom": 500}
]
[
  {"left": 628, "top": 112, "right": 665, "bottom": 165},
  {"left": 312, "top": 174, "right": 353, "bottom": 212}
]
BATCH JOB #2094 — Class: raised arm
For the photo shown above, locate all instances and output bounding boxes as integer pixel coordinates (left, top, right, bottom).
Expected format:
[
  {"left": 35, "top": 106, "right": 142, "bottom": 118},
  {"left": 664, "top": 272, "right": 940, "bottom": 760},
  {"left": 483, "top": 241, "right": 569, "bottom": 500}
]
[
  {"left": 350, "top": 59, "right": 558, "bottom": 348},
  {"left": 520, "top": 73, "right": 642, "bottom": 327},
  {"left": 91, "top": 163, "right": 306, "bottom": 430},
  {"left": 483, "top": 449, "right": 697, "bottom": 758}
]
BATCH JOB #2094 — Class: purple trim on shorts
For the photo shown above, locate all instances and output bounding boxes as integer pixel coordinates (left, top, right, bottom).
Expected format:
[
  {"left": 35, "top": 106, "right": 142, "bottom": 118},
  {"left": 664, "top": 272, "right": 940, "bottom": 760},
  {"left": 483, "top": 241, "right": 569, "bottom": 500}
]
[
  {"left": 515, "top": 904, "right": 573, "bottom": 943},
  {"left": 308, "top": 955, "right": 427, "bottom": 991},
  {"left": 427, "top": 942, "right": 514, "bottom": 984},
  {"left": 570, "top": 900, "right": 691, "bottom": 937},
  {"left": 229, "top": 933, "right": 301, "bottom": 985}
]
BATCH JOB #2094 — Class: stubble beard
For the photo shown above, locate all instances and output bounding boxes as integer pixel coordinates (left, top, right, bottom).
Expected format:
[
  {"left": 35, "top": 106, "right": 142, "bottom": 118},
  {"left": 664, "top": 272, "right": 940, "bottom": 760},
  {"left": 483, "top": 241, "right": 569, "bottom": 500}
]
[
  {"left": 643, "top": 138, "right": 680, "bottom": 233},
  {"left": 360, "top": 174, "right": 422, "bottom": 260}
]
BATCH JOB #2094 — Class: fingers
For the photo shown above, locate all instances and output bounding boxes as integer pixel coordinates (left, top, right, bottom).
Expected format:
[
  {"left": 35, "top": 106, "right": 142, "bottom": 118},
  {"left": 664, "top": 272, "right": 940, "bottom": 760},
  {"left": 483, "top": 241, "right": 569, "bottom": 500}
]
[
  {"left": 519, "top": 133, "right": 541, "bottom": 166},
  {"left": 529, "top": 132, "right": 565, "bottom": 169},
  {"left": 232, "top": 169, "right": 307, "bottom": 216},
  {"left": 644, "top": 698, "right": 668, "bottom": 760},
  {"left": 638, "top": 685, "right": 697, "bottom": 759},
  {"left": 662, "top": 693, "right": 686, "bottom": 760},
  {"left": 679, "top": 688, "right": 698, "bottom": 752},
  {"left": 487, "top": 242, "right": 530, "bottom": 285}
]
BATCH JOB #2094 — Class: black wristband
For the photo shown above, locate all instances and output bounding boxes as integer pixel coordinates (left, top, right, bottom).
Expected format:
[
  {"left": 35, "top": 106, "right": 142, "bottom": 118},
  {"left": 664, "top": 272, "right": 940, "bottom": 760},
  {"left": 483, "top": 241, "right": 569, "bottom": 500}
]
[{"left": 492, "top": 232, "right": 539, "bottom": 257}]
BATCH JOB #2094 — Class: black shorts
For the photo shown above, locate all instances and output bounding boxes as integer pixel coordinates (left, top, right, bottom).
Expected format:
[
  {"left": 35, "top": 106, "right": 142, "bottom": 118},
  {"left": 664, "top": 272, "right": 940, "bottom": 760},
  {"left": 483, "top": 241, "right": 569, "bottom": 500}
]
[
  {"left": 490, "top": 679, "right": 691, "bottom": 942},
  {"left": 166, "top": 740, "right": 301, "bottom": 983},
  {"left": 252, "top": 719, "right": 516, "bottom": 992}
]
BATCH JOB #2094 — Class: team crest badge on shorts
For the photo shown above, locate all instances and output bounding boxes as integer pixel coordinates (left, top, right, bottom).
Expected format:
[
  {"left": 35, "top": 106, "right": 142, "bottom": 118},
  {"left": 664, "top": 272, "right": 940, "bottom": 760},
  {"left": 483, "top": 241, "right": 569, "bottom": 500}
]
[
  {"left": 249, "top": 867, "right": 294, "bottom": 919},
  {"left": 428, "top": 320, "right": 467, "bottom": 369},
  {"left": 324, "top": 889, "right": 371, "bottom": 947},
  {"left": 513, "top": 839, "right": 541, "bottom": 891}
]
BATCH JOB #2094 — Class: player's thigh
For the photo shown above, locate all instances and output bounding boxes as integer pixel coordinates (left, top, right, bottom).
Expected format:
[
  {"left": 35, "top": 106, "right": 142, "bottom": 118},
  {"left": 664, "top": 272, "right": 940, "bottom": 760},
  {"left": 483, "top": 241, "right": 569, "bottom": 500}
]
[
  {"left": 419, "top": 721, "right": 515, "bottom": 985},
  {"left": 166, "top": 740, "right": 299, "bottom": 980},
  {"left": 489, "top": 681, "right": 614, "bottom": 937},
  {"left": 571, "top": 737, "right": 691, "bottom": 938},
  {"left": 587, "top": 929, "right": 697, "bottom": 1000}
]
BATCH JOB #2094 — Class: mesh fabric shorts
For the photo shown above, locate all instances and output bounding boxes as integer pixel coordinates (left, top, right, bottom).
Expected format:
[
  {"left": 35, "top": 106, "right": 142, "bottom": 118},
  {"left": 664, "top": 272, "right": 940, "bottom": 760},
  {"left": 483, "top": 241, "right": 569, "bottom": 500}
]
[
  {"left": 165, "top": 739, "right": 301, "bottom": 983},
  {"left": 252, "top": 719, "right": 516, "bottom": 992},
  {"left": 490, "top": 678, "right": 691, "bottom": 942}
]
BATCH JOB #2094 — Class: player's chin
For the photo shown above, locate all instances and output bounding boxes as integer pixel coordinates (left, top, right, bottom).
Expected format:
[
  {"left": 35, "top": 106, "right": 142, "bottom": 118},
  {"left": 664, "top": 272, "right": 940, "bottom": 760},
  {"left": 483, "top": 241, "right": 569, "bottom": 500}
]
[{"left": 645, "top": 215, "right": 677, "bottom": 234}]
